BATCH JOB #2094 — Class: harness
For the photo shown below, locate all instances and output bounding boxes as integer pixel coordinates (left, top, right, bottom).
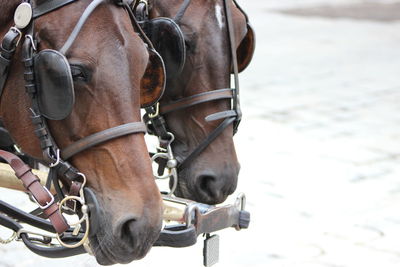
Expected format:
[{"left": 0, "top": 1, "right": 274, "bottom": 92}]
[
  {"left": 0, "top": 0, "right": 254, "bottom": 263},
  {"left": 0, "top": 0, "right": 150, "bottom": 257},
  {"left": 138, "top": 0, "right": 254, "bottom": 192}
]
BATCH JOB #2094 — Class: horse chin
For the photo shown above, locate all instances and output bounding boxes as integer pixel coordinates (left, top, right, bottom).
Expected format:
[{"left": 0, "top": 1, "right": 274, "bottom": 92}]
[{"left": 88, "top": 218, "right": 155, "bottom": 265}]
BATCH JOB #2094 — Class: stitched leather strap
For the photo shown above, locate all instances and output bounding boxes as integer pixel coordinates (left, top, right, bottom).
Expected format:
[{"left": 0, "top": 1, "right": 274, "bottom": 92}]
[
  {"left": 0, "top": 150, "right": 68, "bottom": 234},
  {"left": 61, "top": 122, "right": 147, "bottom": 160},
  {"left": 160, "top": 88, "right": 234, "bottom": 115}
]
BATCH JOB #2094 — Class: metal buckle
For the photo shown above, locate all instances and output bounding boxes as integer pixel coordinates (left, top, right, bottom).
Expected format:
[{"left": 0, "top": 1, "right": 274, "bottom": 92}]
[{"left": 31, "top": 186, "right": 55, "bottom": 210}]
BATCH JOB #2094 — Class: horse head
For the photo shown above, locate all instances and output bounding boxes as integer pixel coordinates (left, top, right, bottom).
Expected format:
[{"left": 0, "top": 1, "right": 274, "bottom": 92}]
[
  {"left": 0, "top": 0, "right": 163, "bottom": 264},
  {"left": 141, "top": 0, "right": 254, "bottom": 204}
]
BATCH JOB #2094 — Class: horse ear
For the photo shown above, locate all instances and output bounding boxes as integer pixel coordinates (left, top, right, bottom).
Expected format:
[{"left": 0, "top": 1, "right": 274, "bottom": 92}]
[
  {"left": 235, "top": 23, "right": 255, "bottom": 73},
  {"left": 140, "top": 49, "right": 166, "bottom": 108}
]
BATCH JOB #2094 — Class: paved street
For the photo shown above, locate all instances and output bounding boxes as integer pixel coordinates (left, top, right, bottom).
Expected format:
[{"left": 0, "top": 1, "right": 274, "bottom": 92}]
[{"left": 1, "top": 0, "right": 400, "bottom": 266}]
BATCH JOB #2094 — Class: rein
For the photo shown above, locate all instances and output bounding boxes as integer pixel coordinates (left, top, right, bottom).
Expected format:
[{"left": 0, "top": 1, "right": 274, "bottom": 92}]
[{"left": 0, "top": 0, "right": 146, "bottom": 257}]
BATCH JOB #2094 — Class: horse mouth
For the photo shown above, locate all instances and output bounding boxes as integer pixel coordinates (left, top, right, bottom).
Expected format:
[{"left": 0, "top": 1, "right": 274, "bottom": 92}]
[
  {"left": 88, "top": 230, "right": 152, "bottom": 265},
  {"left": 89, "top": 235, "right": 125, "bottom": 265},
  {"left": 84, "top": 189, "right": 160, "bottom": 265}
]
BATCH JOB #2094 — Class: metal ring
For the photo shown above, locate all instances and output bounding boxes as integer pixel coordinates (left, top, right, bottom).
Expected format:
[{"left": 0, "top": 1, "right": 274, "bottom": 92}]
[
  {"left": 59, "top": 196, "right": 87, "bottom": 226},
  {"left": 0, "top": 231, "right": 17, "bottom": 244},
  {"left": 56, "top": 216, "right": 90, "bottom": 248},
  {"left": 57, "top": 195, "right": 90, "bottom": 248}
]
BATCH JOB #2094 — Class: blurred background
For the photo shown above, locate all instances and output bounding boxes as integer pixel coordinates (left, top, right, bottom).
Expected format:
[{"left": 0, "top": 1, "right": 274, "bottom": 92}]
[{"left": 1, "top": 0, "right": 400, "bottom": 266}]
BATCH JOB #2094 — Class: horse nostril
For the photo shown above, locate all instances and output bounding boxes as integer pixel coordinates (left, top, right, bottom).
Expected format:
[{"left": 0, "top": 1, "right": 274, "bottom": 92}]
[
  {"left": 196, "top": 174, "right": 223, "bottom": 203},
  {"left": 117, "top": 217, "right": 138, "bottom": 246}
]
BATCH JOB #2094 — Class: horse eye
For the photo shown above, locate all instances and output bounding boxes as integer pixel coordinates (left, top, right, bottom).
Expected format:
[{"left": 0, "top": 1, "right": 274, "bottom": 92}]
[{"left": 70, "top": 64, "right": 88, "bottom": 82}]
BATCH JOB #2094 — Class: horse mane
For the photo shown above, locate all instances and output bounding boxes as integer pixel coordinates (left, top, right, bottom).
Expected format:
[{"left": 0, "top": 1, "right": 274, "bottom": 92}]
[{"left": 0, "top": 1, "right": 20, "bottom": 26}]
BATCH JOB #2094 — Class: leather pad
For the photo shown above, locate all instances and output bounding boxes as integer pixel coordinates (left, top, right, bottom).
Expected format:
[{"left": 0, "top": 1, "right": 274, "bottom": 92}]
[
  {"left": 140, "top": 48, "right": 166, "bottom": 108},
  {"left": 236, "top": 23, "right": 255, "bottom": 73},
  {"left": 140, "top": 17, "right": 186, "bottom": 80},
  {"left": 34, "top": 49, "right": 75, "bottom": 120}
]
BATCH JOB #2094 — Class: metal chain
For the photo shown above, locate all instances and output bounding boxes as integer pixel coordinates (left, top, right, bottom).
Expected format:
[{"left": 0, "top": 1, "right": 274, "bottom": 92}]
[{"left": 0, "top": 228, "right": 17, "bottom": 244}]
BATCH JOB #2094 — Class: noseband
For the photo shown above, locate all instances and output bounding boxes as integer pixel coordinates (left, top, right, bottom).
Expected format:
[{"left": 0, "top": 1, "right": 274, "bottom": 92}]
[
  {"left": 0, "top": 0, "right": 147, "bottom": 257},
  {"left": 142, "top": 0, "right": 244, "bottom": 174}
]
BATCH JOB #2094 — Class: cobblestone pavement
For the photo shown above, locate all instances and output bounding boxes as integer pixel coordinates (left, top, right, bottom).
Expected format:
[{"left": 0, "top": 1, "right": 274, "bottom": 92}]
[{"left": 1, "top": 0, "right": 400, "bottom": 266}]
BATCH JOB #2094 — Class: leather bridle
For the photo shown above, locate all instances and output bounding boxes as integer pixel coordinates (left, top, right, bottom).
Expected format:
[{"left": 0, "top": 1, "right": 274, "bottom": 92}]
[
  {"left": 0, "top": 0, "right": 147, "bottom": 257},
  {"left": 143, "top": 0, "right": 242, "bottom": 174}
]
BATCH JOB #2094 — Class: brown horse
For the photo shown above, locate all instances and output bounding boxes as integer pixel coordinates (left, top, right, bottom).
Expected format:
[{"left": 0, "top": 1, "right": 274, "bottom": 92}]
[
  {"left": 141, "top": 0, "right": 255, "bottom": 204},
  {"left": 1, "top": 0, "right": 163, "bottom": 264}
]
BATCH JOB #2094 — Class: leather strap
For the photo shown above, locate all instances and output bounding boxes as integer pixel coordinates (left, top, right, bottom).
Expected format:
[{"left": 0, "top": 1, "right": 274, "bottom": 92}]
[
  {"left": 223, "top": 0, "right": 241, "bottom": 133},
  {"left": 0, "top": 150, "right": 68, "bottom": 234},
  {"left": 61, "top": 122, "right": 147, "bottom": 160},
  {"left": 60, "top": 0, "right": 106, "bottom": 55},
  {"left": 0, "top": 200, "right": 55, "bottom": 233},
  {"left": 178, "top": 117, "right": 235, "bottom": 171},
  {"left": 173, "top": 0, "right": 192, "bottom": 24},
  {"left": 205, "top": 110, "right": 237, "bottom": 122},
  {"left": 33, "top": 0, "right": 78, "bottom": 19},
  {"left": 160, "top": 88, "right": 233, "bottom": 115},
  {"left": 0, "top": 28, "right": 21, "bottom": 100}
]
